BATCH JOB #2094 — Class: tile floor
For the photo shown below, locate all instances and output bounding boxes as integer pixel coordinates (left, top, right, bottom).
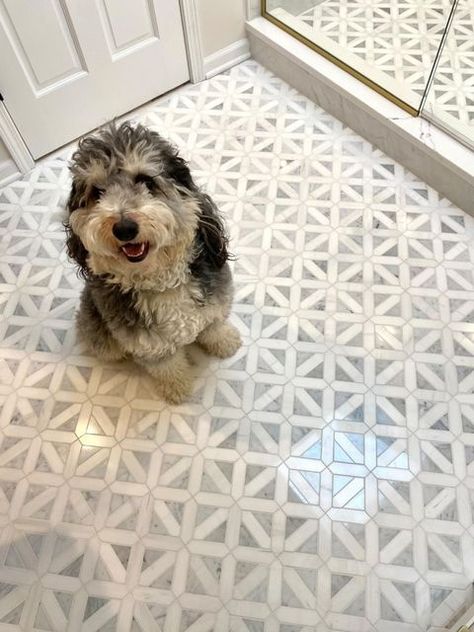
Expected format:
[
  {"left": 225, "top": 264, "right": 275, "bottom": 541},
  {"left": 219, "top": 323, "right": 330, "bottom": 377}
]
[
  {"left": 0, "top": 61, "right": 474, "bottom": 632},
  {"left": 269, "top": 0, "right": 474, "bottom": 144}
]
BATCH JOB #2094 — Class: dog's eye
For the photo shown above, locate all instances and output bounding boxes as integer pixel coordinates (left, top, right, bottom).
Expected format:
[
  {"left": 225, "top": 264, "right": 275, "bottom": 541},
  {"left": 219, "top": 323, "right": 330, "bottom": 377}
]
[
  {"left": 89, "top": 185, "right": 104, "bottom": 204},
  {"left": 135, "top": 174, "right": 156, "bottom": 192}
]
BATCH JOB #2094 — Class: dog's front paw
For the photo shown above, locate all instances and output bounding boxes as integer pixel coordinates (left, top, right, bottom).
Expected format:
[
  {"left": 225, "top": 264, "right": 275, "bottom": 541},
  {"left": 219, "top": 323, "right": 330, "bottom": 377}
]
[
  {"left": 198, "top": 322, "right": 242, "bottom": 359},
  {"left": 157, "top": 372, "right": 194, "bottom": 405}
]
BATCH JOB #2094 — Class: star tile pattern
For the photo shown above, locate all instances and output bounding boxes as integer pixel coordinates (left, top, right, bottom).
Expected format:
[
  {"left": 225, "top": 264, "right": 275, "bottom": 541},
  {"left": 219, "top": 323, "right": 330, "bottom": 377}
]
[{"left": 1, "top": 61, "right": 474, "bottom": 631}]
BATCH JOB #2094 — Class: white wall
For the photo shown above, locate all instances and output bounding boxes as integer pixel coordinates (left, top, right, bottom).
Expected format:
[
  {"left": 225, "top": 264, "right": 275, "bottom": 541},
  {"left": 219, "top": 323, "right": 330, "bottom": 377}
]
[{"left": 197, "top": 0, "right": 247, "bottom": 56}]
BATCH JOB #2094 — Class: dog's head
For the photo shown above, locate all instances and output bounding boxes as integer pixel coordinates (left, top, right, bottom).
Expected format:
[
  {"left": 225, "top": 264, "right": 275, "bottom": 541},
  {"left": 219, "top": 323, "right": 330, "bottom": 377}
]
[{"left": 65, "top": 122, "right": 228, "bottom": 285}]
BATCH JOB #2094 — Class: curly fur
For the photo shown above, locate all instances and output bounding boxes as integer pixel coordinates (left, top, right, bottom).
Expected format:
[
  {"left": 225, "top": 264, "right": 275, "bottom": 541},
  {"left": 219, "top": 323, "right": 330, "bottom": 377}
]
[{"left": 65, "top": 121, "right": 241, "bottom": 403}]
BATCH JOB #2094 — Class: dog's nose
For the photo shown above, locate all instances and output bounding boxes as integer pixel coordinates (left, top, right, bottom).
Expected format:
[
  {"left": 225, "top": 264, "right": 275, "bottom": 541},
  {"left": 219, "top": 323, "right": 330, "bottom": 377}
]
[{"left": 112, "top": 218, "right": 139, "bottom": 242}]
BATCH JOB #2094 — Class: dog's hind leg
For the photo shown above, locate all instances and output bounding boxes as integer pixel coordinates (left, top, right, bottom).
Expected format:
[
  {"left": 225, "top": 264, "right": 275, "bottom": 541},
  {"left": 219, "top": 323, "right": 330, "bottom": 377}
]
[
  {"left": 197, "top": 320, "right": 242, "bottom": 359},
  {"left": 136, "top": 348, "right": 193, "bottom": 405}
]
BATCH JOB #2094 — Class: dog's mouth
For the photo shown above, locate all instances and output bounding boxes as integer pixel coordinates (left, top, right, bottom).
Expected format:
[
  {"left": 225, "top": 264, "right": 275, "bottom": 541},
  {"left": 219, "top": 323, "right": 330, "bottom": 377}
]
[{"left": 120, "top": 241, "right": 150, "bottom": 263}]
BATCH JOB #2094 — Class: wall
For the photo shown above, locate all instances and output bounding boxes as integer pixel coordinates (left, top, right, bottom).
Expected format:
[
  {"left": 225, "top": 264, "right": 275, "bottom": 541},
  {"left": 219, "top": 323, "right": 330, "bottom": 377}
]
[{"left": 197, "top": 0, "right": 247, "bottom": 57}]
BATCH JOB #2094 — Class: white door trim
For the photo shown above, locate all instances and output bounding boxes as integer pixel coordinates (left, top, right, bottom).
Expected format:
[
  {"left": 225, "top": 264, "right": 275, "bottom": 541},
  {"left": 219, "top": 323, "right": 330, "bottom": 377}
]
[
  {"left": 0, "top": 102, "right": 35, "bottom": 175},
  {"left": 180, "top": 0, "right": 205, "bottom": 83}
]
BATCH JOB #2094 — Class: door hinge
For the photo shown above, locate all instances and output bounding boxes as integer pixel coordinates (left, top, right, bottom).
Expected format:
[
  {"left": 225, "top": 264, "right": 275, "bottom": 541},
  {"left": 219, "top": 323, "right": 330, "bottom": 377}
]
[{"left": 0, "top": 92, "right": 4, "bottom": 102}]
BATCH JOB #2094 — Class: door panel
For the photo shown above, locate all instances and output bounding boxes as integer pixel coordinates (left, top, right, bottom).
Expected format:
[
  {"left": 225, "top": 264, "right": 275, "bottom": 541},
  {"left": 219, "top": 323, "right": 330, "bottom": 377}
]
[
  {"left": 0, "top": 0, "right": 189, "bottom": 158},
  {"left": 2, "top": 0, "right": 85, "bottom": 91},
  {"left": 100, "top": 0, "right": 158, "bottom": 53}
]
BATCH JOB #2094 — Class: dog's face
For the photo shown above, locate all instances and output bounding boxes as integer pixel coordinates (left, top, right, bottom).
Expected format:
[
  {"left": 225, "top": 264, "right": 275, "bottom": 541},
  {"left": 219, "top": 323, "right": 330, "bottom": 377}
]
[
  {"left": 65, "top": 123, "right": 200, "bottom": 282},
  {"left": 68, "top": 166, "right": 192, "bottom": 273}
]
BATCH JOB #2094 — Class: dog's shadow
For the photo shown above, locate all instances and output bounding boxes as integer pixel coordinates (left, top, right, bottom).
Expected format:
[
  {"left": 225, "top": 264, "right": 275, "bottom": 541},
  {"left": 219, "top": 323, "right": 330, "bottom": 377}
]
[{"left": 73, "top": 338, "right": 216, "bottom": 406}]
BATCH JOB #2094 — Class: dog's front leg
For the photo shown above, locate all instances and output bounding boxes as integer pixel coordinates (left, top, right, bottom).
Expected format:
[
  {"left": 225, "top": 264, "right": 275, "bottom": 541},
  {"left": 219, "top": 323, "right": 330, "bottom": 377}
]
[
  {"left": 136, "top": 348, "right": 193, "bottom": 405},
  {"left": 197, "top": 320, "right": 242, "bottom": 359}
]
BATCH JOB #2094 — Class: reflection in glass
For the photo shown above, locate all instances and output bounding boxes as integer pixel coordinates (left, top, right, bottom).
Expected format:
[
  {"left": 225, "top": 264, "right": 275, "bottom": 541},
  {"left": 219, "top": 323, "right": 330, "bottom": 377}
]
[
  {"left": 424, "top": 0, "right": 474, "bottom": 148},
  {"left": 265, "top": 0, "right": 455, "bottom": 112}
]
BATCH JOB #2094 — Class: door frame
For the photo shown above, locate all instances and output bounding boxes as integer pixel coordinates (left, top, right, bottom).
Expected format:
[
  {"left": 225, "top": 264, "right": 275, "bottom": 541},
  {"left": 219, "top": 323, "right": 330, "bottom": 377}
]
[
  {"left": 0, "top": 102, "right": 35, "bottom": 174},
  {"left": 180, "top": 0, "right": 205, "bottom": 83},
  {"left": 1, "top": 0, "right": 248, "bottom": 176}
]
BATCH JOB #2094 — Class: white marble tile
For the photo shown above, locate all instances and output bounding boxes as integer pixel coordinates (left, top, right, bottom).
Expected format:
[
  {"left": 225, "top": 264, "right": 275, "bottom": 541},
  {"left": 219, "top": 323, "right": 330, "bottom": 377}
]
[{"left": 0, "top": 60, "right": 474, "bottom": 631}]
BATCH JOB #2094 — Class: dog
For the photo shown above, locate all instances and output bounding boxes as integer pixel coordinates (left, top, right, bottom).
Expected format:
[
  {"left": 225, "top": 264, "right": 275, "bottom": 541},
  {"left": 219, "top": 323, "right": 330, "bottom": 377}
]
[{"left": 64, "top": 121, "right": 241, "bottom": 403}]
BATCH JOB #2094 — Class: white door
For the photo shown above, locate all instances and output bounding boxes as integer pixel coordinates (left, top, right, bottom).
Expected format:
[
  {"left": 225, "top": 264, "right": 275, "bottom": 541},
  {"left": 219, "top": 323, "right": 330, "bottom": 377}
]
[{"left": 0, "top": 0, "right": 189, "bottom": 158}]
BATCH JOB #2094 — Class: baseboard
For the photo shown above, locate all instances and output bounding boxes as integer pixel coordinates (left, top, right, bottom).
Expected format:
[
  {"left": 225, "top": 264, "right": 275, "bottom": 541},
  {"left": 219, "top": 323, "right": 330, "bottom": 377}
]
[
  {"left": 247, "top": 17, "right": 474, "bottom": 215},
  {"left": 0, "top": 158, "right": 20, "bottom": 188},
  {"left": 204, "top": 38, "right": 251, "bottom": 79}
]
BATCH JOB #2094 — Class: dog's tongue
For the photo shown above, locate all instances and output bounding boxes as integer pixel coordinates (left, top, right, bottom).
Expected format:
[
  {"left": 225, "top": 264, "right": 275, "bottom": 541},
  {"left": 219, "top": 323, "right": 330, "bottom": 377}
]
[{"left": 122, "top": 242, "right": 145, "bottom": 257}]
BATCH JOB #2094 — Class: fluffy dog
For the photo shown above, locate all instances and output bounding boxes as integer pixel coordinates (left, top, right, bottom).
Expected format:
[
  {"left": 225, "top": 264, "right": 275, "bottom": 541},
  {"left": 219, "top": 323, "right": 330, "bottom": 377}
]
[{"left": 65, "top": 122, "right": 241, "bottom": 403}]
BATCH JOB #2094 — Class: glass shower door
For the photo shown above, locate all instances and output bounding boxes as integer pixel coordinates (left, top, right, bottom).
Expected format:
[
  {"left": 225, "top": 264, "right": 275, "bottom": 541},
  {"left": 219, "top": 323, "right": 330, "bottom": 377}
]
[
  {"left": 263, "top": 0, "right": 457, "bottom": 115},
  {"left": 422, "top": 0, "right": 474, "bottom": 148}
]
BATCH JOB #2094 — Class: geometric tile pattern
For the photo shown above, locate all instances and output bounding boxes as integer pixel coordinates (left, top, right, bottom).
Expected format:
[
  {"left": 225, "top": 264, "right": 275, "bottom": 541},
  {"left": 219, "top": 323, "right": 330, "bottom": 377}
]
[{"left": 1, "top": 60, "right": 474, "bottom": 632}]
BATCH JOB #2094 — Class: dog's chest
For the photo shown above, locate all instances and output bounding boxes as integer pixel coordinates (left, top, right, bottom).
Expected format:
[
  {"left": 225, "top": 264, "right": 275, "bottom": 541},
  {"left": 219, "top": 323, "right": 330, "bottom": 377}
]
[{"left": 134, "top": 284, "right": 213, "bottom": 347}]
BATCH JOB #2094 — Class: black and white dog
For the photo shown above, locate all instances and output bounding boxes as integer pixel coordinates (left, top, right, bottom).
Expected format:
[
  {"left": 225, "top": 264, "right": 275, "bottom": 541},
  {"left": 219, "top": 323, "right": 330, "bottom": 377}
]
[{"left": 65, "top": 122, "right": 241, "bottom": 403}]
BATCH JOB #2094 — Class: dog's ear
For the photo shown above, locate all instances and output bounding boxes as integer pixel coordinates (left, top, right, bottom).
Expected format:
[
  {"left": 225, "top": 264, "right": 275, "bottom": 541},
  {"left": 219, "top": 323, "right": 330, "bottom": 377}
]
[
  {"left": 148, "top": 130, "right": 196, "bottom": 191},
  {"left": 65, "top": 226, "right": 89, "bottom": 278},
  {"left": 192, "top": 193, "right": 229, "bottom": 270},
  {"left": 166, "top": 152, "right": 195, "bottom": 191},
  {"left": 64, "top": 180, "right": 90, "bottom": 278}
]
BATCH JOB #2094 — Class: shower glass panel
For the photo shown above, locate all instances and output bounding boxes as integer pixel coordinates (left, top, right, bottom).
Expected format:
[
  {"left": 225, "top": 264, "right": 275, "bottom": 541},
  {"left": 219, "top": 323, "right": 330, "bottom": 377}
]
[
  {"left": 423, "top": 0, "right": 474, "bottom": 148},
  {"left": 263, "top": 0, "right": 456, "bottom": 114}
]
